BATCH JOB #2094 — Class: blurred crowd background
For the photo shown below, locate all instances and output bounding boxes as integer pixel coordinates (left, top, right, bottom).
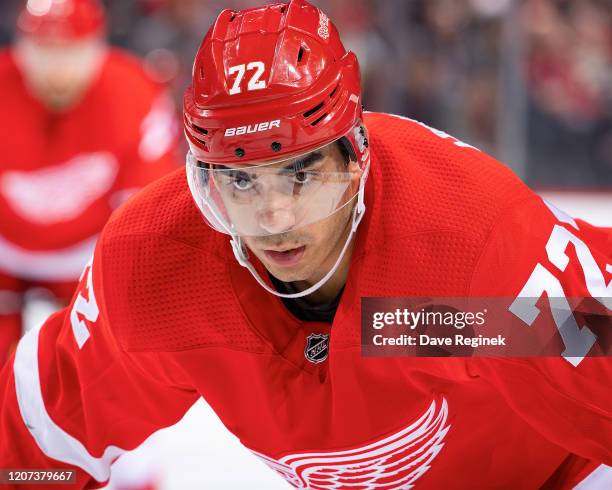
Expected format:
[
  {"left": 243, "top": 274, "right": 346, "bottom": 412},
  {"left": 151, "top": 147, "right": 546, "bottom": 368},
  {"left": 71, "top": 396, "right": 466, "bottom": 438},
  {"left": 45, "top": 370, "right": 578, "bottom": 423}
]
[{"left": 1, "top": 0, "right": 611, "bottom": 188}]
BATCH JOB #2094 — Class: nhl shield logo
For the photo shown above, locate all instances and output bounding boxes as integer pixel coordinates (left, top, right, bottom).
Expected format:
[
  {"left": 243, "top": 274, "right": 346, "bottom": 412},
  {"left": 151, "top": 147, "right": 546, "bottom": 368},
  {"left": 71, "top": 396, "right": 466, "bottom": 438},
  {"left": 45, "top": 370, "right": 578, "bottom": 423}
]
[{"left": 304, "top": 333, "right": 329, "bottom": 364}]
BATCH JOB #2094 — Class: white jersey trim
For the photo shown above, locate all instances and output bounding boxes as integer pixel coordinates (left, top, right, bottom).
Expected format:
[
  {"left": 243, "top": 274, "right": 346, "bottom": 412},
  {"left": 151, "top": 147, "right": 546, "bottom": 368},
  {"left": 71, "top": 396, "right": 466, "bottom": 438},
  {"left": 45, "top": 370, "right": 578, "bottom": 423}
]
[
  {"left": 13, "top": 321, "right": 125, "bottom": 482},
  {"left": 0, "top": 234, "right": 97, "bottom": 282},
  {"left": 575, "top": 464, "right": 612, "bottom": 489}
]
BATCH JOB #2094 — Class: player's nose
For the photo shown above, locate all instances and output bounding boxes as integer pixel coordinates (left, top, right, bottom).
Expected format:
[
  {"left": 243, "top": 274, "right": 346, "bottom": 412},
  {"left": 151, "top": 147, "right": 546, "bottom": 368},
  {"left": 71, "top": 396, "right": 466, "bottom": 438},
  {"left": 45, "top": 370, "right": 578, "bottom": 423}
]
[{"left": 256, "top": 191, "right": 296, "bottom": 235}]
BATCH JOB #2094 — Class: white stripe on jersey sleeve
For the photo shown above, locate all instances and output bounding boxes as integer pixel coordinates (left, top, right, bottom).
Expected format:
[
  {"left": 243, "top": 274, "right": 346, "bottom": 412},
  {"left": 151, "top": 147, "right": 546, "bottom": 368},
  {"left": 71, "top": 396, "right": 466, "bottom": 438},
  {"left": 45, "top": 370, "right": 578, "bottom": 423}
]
[
  {"left": 0, "top": 234, "right": 96, "bottom": 282},
  {"left": 13, "top": 321, "right": 125, "bottom": 483}
]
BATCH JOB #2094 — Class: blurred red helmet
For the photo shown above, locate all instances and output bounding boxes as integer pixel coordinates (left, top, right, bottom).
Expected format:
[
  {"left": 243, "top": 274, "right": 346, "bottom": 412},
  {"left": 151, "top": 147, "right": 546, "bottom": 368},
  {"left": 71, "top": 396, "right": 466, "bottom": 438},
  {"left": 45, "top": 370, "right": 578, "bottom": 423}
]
[
  {"left": 184, "top": 0, "right": 364, "bottom": 165},
  {"left": 17, "top": 0, "right": 106, "bottom": 40}
]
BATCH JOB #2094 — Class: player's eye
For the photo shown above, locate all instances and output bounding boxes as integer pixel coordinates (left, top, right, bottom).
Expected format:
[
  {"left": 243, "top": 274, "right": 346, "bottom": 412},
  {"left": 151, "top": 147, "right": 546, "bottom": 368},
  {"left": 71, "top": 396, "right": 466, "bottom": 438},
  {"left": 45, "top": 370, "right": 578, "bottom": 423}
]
[
  {"left": 229, "top": 171, "right": 255, "bottom": 191},
  {"left": 292, "top": 171, "right": 314, "bottom": 185}
]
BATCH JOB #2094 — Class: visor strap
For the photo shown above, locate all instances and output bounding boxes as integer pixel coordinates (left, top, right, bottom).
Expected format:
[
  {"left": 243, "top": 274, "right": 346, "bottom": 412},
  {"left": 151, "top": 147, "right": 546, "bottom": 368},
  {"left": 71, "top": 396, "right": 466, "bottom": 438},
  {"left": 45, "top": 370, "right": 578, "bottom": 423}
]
[
  {"left": 229, "top": 168, "right": 369, "bottom": 299},
  {"left": 354, "top": 158, "right": 369, "bottom": 229}
]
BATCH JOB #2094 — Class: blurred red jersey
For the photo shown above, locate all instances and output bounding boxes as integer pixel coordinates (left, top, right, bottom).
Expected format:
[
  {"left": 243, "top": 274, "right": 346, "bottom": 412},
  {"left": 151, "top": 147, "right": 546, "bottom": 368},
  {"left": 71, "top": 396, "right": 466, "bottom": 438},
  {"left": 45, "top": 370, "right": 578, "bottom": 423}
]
[
  {"left": 0, "top": 113, "right": 610, "bottom": 489},
  {"left": 0, "top": 47, "right": 179, "bottom": 284}
]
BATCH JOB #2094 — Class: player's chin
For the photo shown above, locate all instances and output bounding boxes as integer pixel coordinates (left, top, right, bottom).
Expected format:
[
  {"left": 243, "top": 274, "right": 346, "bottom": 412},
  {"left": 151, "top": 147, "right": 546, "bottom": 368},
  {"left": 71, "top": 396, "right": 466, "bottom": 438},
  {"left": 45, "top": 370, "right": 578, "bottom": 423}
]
[{"left": 267, "top": 266, "right": 308, "bottom": 283}]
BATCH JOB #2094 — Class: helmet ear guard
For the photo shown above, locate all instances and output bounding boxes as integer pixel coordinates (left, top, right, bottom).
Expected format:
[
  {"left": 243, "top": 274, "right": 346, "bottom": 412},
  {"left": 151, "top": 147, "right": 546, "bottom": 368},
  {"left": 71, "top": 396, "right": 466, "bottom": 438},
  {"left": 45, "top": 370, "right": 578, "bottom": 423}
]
[{"left": 340, "top": 123, "right": 369, "bottom": 166}]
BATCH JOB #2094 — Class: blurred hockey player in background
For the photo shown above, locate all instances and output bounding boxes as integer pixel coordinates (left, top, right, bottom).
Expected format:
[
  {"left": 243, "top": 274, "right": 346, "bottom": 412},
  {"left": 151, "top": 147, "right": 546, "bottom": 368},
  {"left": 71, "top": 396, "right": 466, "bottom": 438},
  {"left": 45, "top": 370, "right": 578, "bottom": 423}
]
[
  {"left": 0, "top": 1, "right": 610, "bottom": 489},
  {"left": 0, "top": 0, "right": 179, "bottom": 367}
]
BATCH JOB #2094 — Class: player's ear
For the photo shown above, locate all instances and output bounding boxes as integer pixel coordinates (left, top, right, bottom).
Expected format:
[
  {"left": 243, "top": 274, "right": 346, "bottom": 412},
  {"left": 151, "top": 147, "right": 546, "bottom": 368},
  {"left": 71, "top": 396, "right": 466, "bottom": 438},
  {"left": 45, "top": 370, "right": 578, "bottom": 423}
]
[{"left": 336, "top": 137, "right": 356, "bottom": 166}]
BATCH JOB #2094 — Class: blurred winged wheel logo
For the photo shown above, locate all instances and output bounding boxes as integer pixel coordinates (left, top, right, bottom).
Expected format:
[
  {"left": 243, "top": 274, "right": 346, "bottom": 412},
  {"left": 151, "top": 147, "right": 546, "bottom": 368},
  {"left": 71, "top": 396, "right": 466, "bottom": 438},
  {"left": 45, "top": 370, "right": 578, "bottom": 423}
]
[{"left": 250, "top": 398, "right": 450, "bottom": 489}]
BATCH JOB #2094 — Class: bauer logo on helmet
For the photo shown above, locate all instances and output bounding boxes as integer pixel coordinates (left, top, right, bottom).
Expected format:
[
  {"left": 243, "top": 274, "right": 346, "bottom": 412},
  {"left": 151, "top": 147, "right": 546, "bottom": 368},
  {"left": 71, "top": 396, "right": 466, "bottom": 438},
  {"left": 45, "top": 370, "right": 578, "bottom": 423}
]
[{"left": 224, "top": 120, "right": 281, "bottom": 138}]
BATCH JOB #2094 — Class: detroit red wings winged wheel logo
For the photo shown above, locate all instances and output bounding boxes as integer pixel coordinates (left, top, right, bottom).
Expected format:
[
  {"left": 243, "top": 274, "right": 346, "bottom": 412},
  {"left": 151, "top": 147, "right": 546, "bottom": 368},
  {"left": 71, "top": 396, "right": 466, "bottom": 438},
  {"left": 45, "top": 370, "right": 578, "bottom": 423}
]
[{"left": 250, "top": 398, "right": 449, "bottom": 489}]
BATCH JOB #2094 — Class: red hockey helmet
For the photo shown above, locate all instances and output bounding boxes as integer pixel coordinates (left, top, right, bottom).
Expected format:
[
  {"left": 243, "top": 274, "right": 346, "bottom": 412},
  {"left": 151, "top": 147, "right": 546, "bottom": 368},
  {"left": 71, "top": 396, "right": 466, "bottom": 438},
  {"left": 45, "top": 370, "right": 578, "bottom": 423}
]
[
  {"left": 17, "top": 0, "right": 106, "bottom": 40},
  {"left": 183, "top": 0, "right": 365, "bottom": 166}
]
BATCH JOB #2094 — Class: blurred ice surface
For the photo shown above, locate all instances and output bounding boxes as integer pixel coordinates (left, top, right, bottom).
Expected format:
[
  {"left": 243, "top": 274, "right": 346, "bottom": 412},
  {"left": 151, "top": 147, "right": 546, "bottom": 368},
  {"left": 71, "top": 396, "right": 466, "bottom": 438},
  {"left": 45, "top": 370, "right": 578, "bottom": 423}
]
[
  {"left": 104, "top": 399, "right": 288, "bottom": 490},
  {"left": 539, "top": 191, "right": 612, "bottom": 228}
]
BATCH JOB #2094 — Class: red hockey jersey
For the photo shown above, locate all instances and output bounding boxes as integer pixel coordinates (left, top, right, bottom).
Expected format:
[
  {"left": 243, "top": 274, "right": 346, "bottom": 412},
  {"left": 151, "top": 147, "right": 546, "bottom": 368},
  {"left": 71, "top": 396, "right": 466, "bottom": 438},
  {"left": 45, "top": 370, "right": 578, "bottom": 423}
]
[
  {"left": 0, "top": 47, "right": 178, "bottom": 283},
  {"left": 0, "top": 113, "right": 610, "bottom": 489}
]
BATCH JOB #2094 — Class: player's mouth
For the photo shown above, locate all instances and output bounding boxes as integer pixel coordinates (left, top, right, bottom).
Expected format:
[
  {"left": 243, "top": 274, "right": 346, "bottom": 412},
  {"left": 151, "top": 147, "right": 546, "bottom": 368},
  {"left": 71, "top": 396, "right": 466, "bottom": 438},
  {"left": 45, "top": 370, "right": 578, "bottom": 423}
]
[{"left": 263, "top": 245, "right": 306, "bottom": 267}]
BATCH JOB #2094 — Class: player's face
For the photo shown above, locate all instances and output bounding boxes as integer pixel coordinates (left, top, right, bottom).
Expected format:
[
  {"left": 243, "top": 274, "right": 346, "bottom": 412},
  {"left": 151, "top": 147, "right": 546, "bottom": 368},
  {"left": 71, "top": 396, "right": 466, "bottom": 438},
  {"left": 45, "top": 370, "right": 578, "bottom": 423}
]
[
  {"left": 241, "top": 143, "right": 358, "bottom": 284},
  {"left": 13, "top": 36, "right": 106, "bottom": 111}
]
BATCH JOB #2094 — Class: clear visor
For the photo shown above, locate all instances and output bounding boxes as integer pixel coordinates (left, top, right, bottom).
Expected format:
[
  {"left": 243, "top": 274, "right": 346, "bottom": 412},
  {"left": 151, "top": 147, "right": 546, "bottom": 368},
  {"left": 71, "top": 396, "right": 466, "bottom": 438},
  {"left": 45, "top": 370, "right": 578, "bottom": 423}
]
[{"left": 187, "top": 142, "right": 364, "bottom": 237}]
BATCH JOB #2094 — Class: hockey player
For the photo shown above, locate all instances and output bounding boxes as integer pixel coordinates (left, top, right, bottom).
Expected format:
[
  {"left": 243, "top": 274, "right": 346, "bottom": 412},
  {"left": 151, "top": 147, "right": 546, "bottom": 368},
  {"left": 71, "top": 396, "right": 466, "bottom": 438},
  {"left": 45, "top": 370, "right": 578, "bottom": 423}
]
[
  {"left": 0, "top": 1, "right": 610, "bottom": 488},
  {"left": 0, "top": 0, "right": 179, "bottom": 366}
]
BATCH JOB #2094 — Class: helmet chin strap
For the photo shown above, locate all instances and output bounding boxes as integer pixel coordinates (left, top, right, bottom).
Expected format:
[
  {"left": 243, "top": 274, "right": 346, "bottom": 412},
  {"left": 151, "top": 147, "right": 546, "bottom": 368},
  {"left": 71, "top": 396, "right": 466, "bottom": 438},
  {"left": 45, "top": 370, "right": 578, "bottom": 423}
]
[{"left": 230, "top": 164, "right": 369, "bottom": 299}]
